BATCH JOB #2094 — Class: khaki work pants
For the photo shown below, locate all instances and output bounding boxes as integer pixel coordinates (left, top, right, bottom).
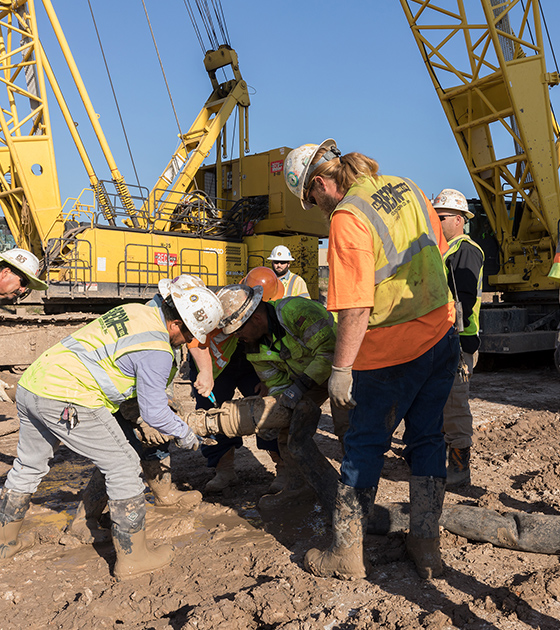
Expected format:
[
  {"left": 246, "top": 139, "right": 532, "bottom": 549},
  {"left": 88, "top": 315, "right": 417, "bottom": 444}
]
[{"left": 442, "top": 351, "right": 477, "bottom": 450}]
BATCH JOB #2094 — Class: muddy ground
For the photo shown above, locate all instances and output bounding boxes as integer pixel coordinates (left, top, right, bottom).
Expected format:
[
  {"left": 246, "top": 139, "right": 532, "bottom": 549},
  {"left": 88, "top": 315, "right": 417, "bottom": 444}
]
[{"left": 1, "top": 354, "right": 560, "bottom": 629}]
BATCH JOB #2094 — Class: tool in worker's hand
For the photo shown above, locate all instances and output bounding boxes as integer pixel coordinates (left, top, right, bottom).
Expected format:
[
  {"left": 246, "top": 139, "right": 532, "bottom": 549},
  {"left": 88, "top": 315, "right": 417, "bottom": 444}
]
[
  {"left": 208, "top": 392, "right": 218, "bottom": 408},
  {"left": 60, "top": 403, "right": 79, "bottom": 429}
]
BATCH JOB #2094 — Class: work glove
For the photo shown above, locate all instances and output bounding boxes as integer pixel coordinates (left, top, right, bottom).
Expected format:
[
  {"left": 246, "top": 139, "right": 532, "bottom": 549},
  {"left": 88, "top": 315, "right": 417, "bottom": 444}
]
[
  {"left": 174, "top": 426, "right": 200, "bottom": 451},
  {"left": 278, "top": 383, "right": 304, "bottom": 410},
  {"left": 0, "top": 379, "right": 14, "bottom": 403},
  {"left": 328, "top": 366, "right": 356, "bottom": 409},
  {"left": 137, "top": 422, "right": 170, "bottom": 446}
]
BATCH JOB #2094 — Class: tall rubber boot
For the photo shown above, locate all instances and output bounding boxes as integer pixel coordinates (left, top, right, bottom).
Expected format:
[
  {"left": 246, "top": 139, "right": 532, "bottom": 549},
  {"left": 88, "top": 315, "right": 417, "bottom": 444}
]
[
  {"left": 406, "top": 475, "right": 446, "bottom": 579},
  {"left": 141, "top": 458, "right": 202, "bottom": 508},
  {"left": 304, "top": 481, "right": 373, "bottom": 580},
  {"left": 67, "top": 467, "right": 110, "bottom": 543},
  {"left": 266, "top": 450, "right": 287, "bottom": 495},
  {"left": 447, "top": 447, "right": 471, "bottom": 487},
  {"left": 0, "top": 487, "right": 34, "bottom": 560},
  {"left": 109, "top": 493, "right": 173, "bottom": 580},
  {"left": 258, "top": 442, "right": 315, "bottom": 511},
  {"left": 205, "top": 448, "right": 238, "bottom": 493}
]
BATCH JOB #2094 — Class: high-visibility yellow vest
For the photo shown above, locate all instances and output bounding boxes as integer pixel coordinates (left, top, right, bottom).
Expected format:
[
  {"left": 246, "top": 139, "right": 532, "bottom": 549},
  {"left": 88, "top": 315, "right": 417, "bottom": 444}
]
[
  {"left": 280, "top": 271, "right": 310, "bottom": 298},
  {"left": 20, "top": 303, "right": 175, "bottom": 411},
  {"left": 549, "top": 241, "right": 560, "bottom": 281},
  {"left": 332, "top": 175, "right": 452, "bottom": 329},
  {"left": 443, "top": 234, "right": 484, "bottom": 337},
  {"left": 246, "top": 297, "right": 336, "bottom": 396}
]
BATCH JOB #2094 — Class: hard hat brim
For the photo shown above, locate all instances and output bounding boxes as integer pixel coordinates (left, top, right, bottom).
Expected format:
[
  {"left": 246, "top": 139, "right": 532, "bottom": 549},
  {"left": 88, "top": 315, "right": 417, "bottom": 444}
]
[
  {"left": 433, "top": 204, "right": 474, "bottom": 220},
  {"left": 0, "top": 252, "right": 48, "bottom": 290}
]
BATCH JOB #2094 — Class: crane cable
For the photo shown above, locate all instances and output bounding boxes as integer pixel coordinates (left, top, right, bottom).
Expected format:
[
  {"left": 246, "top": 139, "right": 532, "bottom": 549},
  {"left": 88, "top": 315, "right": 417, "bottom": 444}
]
[
  {"left": 537, "top": 0, "right": 559, "bottom": 75},
  {"left": 140, "top": 0, "right": 187, "bottom": 158},
  {"left": 86, "top": 0, "right": 142, "bottom": 192},
  {"left": 184, "top": 0, "right": 230, "bottom": 82}
]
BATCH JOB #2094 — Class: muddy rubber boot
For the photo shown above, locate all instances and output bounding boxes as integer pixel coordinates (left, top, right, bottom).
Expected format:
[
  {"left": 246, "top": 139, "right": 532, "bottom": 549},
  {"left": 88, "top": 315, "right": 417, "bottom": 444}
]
[
  {"left": 141, "top": 458, "right": 202, "bottom": 508},
  {"left": 447, "top": 447, "right": 471, "bottom": 487},
  {"left": 0, "top": 487, "right": 34, "bottom": 560},
  {"left": 67, "top": 467, "right": 111, "bottom": 543},
  {"left": 266, "top": 450, "right": 287, "bottom": 495},
  {"left": 406, "top": 475, "right": 446, "bottom": 579},
  {"left": 304, "top": 481, "right": 372, "bottom": 580},
  {"left": 205, "top": 448, "right": 238, "bottom": 493},
  {"left": 109, "top": 493, "right": 173, "bottom": 580}
]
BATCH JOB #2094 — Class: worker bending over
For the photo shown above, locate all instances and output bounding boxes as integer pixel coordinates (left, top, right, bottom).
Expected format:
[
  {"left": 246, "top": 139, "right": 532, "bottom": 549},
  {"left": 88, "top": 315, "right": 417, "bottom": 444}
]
[
  {"left": 0, "top": 248, "right": 47, "bottom": 301},
  {"left": 189, "top": 284, "right": 348, "bottom": 515},
  {"left": 283, "top": 139, "right": 459, "bottom": 580},
  {"left": 0, "top": 277, "right": 222, "bottom": 580},
  {"left": 268, "top": 245, "right": 310, "bottom": 297},
  {"left": 189, "top": 267, "right": 283, "bottom": 494},
  {"left": 68, "top": 275, "right": 218, "bottom": 544},
  {"left": 433, "top": 189, "right": 484, "bottom": 487},
  {"left": 0, "top": 248, "right": 48, "bottom": 402}
]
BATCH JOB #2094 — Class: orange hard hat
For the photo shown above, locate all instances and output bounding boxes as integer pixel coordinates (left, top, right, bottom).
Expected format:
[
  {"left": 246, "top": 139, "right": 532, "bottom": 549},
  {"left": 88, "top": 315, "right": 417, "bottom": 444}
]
[
  {"left": 245, "top": 266, "right": 282, "bottom": 302},
  {"left": 271, "top": 280, "right": 284, "bottom": 300}
]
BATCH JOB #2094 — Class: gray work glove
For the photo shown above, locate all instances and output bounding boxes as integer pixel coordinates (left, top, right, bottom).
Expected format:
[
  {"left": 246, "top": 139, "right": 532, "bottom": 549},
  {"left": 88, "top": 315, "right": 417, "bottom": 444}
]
[
  {"left": 174, "top": 426, "right": 200, "bottom": 451},
  {"left": 0, "top": 379, "right": 14, "bottom": 403},
  {"left": 328, "top": 366, "right": 356, "bottom": 409},
  {"left": 278, "top": 383, "right": 304, "bottom": 410},
  {"left": 137, "top": 422, "right": 170, "bottom": 446}
]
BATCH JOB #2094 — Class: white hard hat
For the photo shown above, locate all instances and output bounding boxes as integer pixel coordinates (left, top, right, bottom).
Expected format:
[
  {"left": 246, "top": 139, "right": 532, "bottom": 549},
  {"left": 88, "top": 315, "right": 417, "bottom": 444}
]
[
  {"left": 166, "top": 280, "right": 223, "bottom": 344},
  {"left": 158, "top": 274, "right": 205, "bottom": 300},
  {"left": 432, "top": 189, "right": 474, "bottom": 219},
  {"left": 217, "top": 284, "right": 263, "bottom": 335},
  {"left": 284, "top": 139, "right": 340, "bottom": 210},
  {"left": 267, "top": 245, "right": 294, "bottom": 262},
  {"left": 0, "top": 248, "right": 47, "bottom": 290}
]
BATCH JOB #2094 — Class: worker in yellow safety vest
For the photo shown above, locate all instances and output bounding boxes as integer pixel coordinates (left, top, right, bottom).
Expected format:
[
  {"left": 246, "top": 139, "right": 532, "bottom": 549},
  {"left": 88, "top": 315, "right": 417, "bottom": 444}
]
[
  {"left": 267, "top": 245, "right": 310, "bottom": 298},
  {"left": 283, "top": 139, "right": 459, "bottom": 581},
  {"left": 0, "top": 277, "right": 222, "bottom": 581},
  {"left": 433, "top": 188, "right": 484, "bottom": 488}
]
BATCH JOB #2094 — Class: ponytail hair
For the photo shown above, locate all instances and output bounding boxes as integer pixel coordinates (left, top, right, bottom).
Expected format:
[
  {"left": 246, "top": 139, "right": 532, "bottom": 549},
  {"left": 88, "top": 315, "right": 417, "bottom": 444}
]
[{"left": 310, "top": 150, "right": 379, "bottom": 194}]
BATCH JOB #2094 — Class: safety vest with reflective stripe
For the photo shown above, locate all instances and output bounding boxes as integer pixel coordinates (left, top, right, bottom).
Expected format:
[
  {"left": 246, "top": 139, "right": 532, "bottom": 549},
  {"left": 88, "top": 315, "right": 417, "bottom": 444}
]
[
  {"left": 280, "top": 271, "right": 310, "bottom": 298},
  {"left": 207, "top": 331, "right": 239, "bottom": 378},
  {"left": 246, "top": 297, "right": 336, "bottom": 396},
  {"left": 548, "top": 239, "right": 560, "bottom": 281},
  {"left": 332, "top": 175, "right": 452, "bottom": 328},
  {"left": 19, "top": 303, "right": 175, "bottom": 411},
  {"left": 443, "top": 234, "right": 484, "bottom": 337}
]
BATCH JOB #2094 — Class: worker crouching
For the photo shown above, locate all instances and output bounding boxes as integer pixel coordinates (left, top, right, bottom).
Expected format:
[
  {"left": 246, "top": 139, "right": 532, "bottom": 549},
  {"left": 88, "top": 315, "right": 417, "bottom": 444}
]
[
  {"left": 0, "top": 277, "right": 223, "bottom": 580},
  {"left": 192, "top": 283, "right": 348, "bottom": 516}
]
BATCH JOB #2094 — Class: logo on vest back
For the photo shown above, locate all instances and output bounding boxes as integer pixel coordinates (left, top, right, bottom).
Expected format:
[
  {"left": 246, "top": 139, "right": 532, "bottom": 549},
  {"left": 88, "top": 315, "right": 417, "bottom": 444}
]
[
  {"left": 100, "top": 306, "right": 130, "bottom": 338},
  {"left": 371, "top": 182, "right": 411, "bottom": 215}
]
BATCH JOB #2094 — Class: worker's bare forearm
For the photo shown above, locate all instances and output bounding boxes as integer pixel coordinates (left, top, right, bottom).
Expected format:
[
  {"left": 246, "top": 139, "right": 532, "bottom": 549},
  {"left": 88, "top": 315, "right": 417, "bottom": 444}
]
[{"left": 333, "top": 307, "right": 370, "bottom": 367}]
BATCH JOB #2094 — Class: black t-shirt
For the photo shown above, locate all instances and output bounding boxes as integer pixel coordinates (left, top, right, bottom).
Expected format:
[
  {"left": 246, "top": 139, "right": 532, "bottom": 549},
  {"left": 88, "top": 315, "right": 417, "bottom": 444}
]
[{"left": 446, "top": 239, "right": 484, "bottom": 354}]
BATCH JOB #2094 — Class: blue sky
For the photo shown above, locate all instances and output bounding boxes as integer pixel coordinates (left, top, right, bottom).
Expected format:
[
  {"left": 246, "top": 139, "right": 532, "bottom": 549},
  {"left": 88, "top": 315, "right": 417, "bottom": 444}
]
[{"left": 29, "top": 1, "right": 560, "bottom": 208}]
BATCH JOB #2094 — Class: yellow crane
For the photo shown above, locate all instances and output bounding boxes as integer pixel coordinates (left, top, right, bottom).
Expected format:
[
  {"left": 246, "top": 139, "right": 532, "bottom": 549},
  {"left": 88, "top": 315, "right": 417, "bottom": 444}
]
[
  {"left": 0, "top": 0, "right": 327, "bottom": 310},
  {"left": 400, "top": 0, "right": 560, "bottom": 355}
]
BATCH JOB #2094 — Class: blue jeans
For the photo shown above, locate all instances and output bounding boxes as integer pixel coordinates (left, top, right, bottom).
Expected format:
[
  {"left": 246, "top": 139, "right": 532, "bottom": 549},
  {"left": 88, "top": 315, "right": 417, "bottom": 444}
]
[{"left": 341, "top": 326, "right": 459, "bottom": 489}]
